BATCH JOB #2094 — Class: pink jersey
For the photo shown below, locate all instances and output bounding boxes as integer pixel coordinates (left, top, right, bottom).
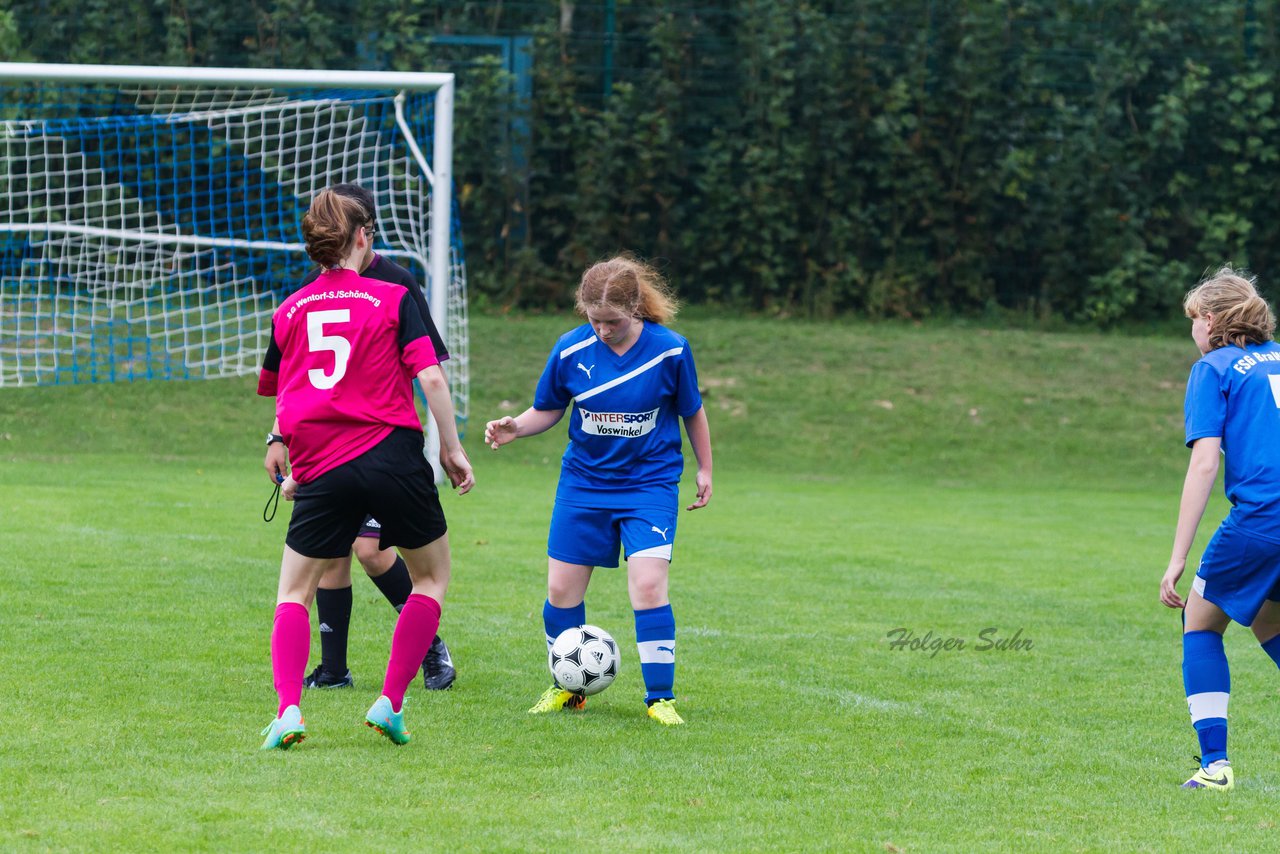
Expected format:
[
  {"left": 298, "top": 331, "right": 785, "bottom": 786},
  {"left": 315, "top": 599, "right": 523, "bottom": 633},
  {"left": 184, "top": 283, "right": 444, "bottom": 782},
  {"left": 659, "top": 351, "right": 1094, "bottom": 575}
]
[{"left": 258, "top": 268, "right": 439, "bottom": 482}]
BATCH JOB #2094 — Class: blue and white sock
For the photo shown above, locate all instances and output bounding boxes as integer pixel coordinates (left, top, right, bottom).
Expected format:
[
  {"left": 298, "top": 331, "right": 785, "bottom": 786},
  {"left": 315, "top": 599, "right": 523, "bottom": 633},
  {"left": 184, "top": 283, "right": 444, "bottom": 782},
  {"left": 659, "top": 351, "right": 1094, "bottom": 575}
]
[
  {"left": 543, "top": 599, "right": 585, "bottom": 650},
  {"left": 1261, "top": 633, "right": 1280, "bottom": 668},
  {"left": 1183, "top": 630, "right": 1230, "bottom": 767},
  {"left": 635, "top": 604, "right": 676, "bottom": 704}
]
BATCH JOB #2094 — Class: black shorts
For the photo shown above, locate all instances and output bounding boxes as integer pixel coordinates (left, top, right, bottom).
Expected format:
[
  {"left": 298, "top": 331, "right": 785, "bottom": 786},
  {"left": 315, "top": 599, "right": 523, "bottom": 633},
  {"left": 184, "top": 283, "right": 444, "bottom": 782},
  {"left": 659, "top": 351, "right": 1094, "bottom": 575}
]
[{"left": 285, "top": 427, "right": 447, "bottom": 558}]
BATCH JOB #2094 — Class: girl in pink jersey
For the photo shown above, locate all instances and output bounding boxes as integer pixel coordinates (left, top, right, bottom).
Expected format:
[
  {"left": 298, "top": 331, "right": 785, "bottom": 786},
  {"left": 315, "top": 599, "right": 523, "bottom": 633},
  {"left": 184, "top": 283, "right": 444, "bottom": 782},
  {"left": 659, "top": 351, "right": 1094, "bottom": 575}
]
[{"left": 256, "top": 189, "right": 473, "bottom": 749}]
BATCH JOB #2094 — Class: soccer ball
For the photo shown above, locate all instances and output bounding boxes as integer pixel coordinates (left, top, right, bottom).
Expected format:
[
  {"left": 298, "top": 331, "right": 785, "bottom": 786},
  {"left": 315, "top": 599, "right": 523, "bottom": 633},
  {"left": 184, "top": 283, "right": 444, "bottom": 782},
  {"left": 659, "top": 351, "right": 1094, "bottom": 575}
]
[{"left": 549, "top": 625, "right": 619, "bottom": 696}]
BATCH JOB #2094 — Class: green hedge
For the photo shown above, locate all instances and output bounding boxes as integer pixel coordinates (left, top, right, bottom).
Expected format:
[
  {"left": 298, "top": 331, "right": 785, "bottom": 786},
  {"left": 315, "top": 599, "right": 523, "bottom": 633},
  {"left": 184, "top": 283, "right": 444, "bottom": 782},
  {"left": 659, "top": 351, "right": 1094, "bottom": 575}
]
[{"left": 7, "top": 0, "right": 1279, "bottom": 321}]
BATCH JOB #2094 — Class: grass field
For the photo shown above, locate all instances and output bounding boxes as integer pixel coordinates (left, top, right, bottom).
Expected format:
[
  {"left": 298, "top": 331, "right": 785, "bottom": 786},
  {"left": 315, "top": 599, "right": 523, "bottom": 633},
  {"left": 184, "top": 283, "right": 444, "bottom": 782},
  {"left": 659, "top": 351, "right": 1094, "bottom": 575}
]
[{"left": 3, "top": 312, "right": 1279, "bottom": 851}]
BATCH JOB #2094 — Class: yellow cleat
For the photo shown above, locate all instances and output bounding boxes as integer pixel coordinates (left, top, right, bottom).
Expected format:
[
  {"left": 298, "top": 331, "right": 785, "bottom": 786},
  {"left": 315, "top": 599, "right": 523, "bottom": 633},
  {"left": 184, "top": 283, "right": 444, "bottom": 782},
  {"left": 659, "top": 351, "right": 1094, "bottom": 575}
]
[
  {"left": 528, "top": 684, "right": 587, "bottom": 714},
  {"left": 1182, "top": 761, "right": 1234, "bottom": 791},
  {"left": 646, "top": 698, "right": 684, "bottom": 726}
]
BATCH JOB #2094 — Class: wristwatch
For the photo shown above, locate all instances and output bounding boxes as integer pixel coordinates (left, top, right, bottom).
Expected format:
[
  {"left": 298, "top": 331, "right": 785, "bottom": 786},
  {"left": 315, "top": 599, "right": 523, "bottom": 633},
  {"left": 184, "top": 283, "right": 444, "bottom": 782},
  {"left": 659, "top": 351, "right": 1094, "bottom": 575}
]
[{"left": 266, "top": 432, "right": 285, "bottom": 447}]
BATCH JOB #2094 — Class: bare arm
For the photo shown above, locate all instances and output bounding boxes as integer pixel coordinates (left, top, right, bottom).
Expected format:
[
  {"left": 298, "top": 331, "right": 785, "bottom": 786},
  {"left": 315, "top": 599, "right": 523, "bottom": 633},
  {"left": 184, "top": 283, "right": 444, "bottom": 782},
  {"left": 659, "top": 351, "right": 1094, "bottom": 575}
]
[
  {"left": 484, "top": 406, "right": 566, "bottom": 449},
  {"left": 682, "top": 406, "right": 713, "bottom": 510},
  {"left": 418, "top": 363, "right": 475, "bottom": 494},
  {"left": 1160, "top": 436, "right": 1221, "bottom": 608}
]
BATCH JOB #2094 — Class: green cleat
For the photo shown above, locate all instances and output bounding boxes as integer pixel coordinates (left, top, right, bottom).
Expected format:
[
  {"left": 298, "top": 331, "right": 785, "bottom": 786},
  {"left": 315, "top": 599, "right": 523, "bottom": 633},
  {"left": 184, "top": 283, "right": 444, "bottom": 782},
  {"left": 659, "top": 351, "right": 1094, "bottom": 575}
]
[
  {"left": 260, "top": 705, "right": 306, "bottom": 750},
  {"left": 365, "top": 695, "right": 411, "bottom": 745},
  {"left": 646, "top": 698, "right": 684, "bottom": 726},
  {"left": 528, "top": 684, "right": 586, "bottom": 714}
]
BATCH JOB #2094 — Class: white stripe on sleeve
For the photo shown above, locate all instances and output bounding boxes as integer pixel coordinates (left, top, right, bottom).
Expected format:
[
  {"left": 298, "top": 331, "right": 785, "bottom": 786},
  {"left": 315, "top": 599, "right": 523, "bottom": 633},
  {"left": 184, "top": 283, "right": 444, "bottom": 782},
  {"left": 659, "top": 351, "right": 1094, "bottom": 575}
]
[{"left": 559, "top": 336, "right": 596, "bottom": 360}]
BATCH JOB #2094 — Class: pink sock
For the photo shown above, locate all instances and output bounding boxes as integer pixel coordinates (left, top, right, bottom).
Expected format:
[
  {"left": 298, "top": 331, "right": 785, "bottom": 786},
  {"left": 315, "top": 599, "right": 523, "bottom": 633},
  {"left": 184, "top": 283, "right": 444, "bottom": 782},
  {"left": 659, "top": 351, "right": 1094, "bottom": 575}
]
[
  {"left": 381, "top": 593, "right": 441, "bottom": 711},
  {"left": 271, "top": 602, "right": 310, "bottom": 717}
]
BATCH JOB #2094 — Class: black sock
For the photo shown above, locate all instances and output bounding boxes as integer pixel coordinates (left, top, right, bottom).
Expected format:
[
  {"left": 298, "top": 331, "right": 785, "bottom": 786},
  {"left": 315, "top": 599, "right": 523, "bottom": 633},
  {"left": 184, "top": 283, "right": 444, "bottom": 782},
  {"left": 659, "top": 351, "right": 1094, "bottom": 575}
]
[
  {"left": 315, "top": 585, "right": 353, "bottom": 674},
  {"left": 370, "top": 555, "right": 413, "bottom": 613}
]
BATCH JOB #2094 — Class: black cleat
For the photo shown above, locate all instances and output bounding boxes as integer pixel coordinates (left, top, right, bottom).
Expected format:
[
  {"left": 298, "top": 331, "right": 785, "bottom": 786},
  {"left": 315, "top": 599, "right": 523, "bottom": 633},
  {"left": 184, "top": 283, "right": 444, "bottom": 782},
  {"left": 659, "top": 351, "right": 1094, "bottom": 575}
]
[
  {"left": 422, "top": 635, "right": 456, "bottom": 690},
  {"left": 303, "top": 665, "right": 354, "bottom": 689}
]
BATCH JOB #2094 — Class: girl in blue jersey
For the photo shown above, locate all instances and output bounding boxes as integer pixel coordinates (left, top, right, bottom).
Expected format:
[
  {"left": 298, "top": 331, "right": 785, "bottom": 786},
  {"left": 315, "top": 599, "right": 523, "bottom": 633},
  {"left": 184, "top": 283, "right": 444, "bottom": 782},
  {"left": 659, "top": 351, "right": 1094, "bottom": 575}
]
[
  {"left": 1161, "top": 267, "right": 1280, "bottom": 791},
  {"left": 484, "top": 256, "right": 713, "bottom": 725}
]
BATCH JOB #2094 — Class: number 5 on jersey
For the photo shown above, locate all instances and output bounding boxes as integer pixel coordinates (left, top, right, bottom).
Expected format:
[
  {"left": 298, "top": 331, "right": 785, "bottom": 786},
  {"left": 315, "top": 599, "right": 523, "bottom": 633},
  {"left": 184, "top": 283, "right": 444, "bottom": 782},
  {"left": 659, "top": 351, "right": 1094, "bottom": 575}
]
[{"left": 307, "top": 309, "right": 351, "bottom": 389}]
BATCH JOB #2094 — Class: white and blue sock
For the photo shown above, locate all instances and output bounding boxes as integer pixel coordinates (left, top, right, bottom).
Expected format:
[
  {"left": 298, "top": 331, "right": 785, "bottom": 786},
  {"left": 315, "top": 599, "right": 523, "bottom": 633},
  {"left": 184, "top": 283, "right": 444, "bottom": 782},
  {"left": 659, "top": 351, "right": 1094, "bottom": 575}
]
[
  {"left": 543, "top": 599, "right": 585, "bottom": 650},
  {"left": 1183, "top": 630, "right": 1230, "bottom": 767},
  {"left": 635, "top": 604, "right": 676, "bottom": 704}
]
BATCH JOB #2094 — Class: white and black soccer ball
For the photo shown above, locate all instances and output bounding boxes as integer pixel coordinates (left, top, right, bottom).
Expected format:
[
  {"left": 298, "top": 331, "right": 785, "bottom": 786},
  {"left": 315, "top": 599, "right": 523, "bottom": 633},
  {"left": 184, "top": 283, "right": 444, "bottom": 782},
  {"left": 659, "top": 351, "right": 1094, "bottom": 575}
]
[{"left": 548, "top": 625, "right": 619, "bottom": 696}]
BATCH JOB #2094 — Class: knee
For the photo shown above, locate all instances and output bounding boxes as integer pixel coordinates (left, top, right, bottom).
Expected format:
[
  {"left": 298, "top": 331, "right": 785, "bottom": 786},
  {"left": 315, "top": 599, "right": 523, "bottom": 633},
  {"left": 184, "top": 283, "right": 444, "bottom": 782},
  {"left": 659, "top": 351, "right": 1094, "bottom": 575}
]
[
  {"left": 629, "top": 577, "right": 667, "bottom": 610},
  {"left": 547, "top": 578, "right": 582, "bottom": 607},
  {"left": 353, "top": 538, "right": 391, "bottom": 574}
]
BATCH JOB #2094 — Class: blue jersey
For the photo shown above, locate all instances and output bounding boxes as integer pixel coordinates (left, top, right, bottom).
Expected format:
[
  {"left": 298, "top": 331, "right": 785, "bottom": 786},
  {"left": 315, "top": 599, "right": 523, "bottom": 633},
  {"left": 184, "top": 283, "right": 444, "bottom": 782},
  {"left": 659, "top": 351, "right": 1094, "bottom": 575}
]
[
  {"left": 534, "top": 320, "right": 703, "bottom": 508},
  {"left": 1184, "top": 340, "right": 1280, "bottom": 542}
]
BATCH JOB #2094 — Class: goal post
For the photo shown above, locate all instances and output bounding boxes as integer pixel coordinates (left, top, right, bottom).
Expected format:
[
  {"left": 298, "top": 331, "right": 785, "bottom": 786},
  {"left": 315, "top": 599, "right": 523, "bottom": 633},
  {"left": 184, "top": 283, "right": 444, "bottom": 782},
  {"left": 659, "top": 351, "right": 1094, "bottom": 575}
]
[{"left": 0, "top": 61, "right": 469, "bottom": 469}]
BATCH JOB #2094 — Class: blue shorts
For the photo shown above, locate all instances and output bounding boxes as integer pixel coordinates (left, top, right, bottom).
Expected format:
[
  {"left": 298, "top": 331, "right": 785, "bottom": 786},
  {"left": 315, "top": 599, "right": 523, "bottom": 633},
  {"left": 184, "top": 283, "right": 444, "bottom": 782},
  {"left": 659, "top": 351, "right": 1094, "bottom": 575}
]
[
  {"left": 1193, "top": 523, "right": 1280, "bottom": 625},
  {"left": 547, "top": 502, "right": 678, "bottom": 568}
]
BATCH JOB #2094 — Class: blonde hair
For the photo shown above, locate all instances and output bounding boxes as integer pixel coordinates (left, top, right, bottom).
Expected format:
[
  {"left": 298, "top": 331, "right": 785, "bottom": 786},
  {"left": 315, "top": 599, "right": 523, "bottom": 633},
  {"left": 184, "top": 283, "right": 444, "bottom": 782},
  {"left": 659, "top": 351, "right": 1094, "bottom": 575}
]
[
  {"left": 575, "top": 255, "right": 679, "bottom": 324},
  {"left": 302, "top": 189, "right": 369, "bottom": 268},
  {"left": 1184, "top": 265, "right": 1276, "bottom": 350}
]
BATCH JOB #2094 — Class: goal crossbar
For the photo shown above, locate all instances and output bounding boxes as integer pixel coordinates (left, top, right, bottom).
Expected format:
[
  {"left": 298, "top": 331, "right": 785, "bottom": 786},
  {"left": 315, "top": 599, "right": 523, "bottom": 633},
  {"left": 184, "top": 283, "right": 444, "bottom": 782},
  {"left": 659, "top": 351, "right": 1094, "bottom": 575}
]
[{"left": 0, "top": 62, "right": 453, "bottom": 91}]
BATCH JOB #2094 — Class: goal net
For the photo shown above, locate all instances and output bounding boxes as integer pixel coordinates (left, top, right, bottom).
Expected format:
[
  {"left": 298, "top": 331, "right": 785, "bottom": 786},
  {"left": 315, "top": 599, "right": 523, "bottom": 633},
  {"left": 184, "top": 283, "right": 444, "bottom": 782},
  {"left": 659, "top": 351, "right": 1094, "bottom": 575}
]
[{"left": 0, "top": 63, "right": 469, "bottom": 439}]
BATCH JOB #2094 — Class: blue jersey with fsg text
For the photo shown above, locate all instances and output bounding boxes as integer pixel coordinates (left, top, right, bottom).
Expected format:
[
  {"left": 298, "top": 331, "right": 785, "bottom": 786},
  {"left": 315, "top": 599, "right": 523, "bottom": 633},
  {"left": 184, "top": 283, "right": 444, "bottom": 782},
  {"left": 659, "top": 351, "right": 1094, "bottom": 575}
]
[
  {"left": 535, "top": 320, "right": 702, "bottom": 507},
  {"left": 1185, "top": 340, "right": 1280, "bottom": 543}
]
